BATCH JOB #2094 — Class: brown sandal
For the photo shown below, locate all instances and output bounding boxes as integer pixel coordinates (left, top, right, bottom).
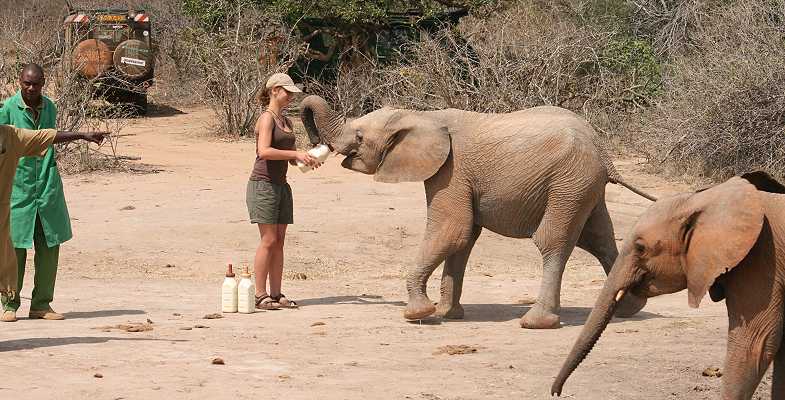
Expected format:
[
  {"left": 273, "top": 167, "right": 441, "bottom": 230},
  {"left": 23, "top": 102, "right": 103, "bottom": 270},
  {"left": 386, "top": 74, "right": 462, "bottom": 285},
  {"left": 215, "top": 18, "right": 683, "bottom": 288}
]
[
  {"left": 255, "top": 294, "right": 280, "bottom": 310},
  {"left": 274, "top": 293, "right": 298, "bottom": 308}
]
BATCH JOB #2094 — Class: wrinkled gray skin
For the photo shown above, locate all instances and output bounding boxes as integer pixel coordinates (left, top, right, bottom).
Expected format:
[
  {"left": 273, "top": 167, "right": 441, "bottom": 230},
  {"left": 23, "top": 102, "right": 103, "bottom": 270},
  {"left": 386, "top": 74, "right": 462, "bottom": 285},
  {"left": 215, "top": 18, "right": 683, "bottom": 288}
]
[
  {"left": 300, "top": 95, "right": 655, "bottom": 329},
  {"left": 552, "top": 172, "right": 785, "bottom": 399}
]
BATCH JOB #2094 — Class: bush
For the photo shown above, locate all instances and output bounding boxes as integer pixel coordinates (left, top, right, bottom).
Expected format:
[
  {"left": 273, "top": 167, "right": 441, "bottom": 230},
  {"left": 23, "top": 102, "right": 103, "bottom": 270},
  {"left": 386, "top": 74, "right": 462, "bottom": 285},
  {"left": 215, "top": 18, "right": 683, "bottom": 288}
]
[
  {"left": 175, "top": 5, "right": 301, "bottom": 136},
  {"left": 353, "top": 3, "right": 663, "bottom": 133},
  {"left": 599, "top": 37, "right": 661, "bottom": 106},
  {"left": 632, "top": 0, "right": 785, "bottom": 180},
  {"left": 305, "top": 59, "right": 382, "bottom": 118},
  {"left": 625, "top": 0, "right": 725, "bottom": 57}
]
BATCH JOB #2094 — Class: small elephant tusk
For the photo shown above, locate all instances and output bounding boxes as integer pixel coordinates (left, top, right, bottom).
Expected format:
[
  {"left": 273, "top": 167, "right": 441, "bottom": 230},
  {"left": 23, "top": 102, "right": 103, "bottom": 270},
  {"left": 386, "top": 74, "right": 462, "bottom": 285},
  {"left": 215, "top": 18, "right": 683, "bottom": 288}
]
[{"left": 615, "top": 289, "right": 626, "bottom": 302}]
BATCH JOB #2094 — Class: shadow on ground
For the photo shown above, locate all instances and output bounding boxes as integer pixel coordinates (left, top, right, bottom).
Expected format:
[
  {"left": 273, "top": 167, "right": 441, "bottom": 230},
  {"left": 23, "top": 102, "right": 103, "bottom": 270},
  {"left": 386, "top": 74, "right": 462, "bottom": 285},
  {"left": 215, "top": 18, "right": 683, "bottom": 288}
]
[
  {"left": 297, "top": 295, "right": 406, "bottom": 307},
  {"left": 146, "top": 103, "right": 186, "bottom": 118},
  {"left": 404, "top": 304, "right": 662, "bottom": 326},
  {"left": 296, "top": 296, "right": 661, "bottom": 327},
  {"left": 0, "top": 336, "right": 186, "bottom": 352},
  {"left": 62, "top": 309, "right": 146, "bottom": 319}
]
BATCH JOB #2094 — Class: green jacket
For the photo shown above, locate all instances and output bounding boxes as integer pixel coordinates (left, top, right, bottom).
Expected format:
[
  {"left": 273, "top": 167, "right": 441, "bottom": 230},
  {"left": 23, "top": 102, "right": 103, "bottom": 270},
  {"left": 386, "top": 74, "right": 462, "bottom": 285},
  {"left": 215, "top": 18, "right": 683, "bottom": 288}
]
[{"left": 0, "top": 91, "right": 72, "bottom": 248}]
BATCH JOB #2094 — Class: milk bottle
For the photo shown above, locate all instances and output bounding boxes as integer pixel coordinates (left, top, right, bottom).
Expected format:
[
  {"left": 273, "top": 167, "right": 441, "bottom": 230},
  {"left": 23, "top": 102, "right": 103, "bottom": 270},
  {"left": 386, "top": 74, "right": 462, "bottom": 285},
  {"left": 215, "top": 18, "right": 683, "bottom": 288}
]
[
  {"left": 297, "top": 144, "right": 331, "bottom": 172},
  {"left": 237, "top": 266, "right": 256, "bottom": 314},
  {"left": 220, "top": 264, "right": 238, "bottom": 313}
]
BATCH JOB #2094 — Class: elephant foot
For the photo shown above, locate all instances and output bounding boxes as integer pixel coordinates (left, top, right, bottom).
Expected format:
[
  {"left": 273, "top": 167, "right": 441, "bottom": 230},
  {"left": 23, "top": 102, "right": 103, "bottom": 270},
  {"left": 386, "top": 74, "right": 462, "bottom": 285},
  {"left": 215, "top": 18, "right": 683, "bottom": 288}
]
[
  {"left": 404, "top": 296, "right": 437, "bottom": 320},
  {"left": 614, "top": 293, "right": 647, "bottom": 318},
  {"left": 520, "top": 305, "right": 561, "bottom": 329},
  {"left": 434, "top": 303, "right": 464, "bottom": 319}
]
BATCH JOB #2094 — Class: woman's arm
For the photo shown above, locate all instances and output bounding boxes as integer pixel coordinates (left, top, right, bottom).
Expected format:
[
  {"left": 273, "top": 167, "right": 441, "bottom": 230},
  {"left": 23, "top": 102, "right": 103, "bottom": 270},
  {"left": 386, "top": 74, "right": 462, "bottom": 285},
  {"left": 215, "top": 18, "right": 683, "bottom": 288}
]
[{"left": 256, "top": 113, "right": 318, "bottom": 167}]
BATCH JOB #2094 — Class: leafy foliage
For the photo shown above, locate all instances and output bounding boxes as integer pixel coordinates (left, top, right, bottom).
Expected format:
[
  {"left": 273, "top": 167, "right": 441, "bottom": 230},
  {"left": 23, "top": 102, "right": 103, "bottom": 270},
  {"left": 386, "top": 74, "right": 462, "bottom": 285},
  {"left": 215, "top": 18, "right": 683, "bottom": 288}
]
[
  {"left": 181, "top": 0, "right": 497, "bottom": 29},
  {"left": 599, "top": 37, "right": 661, "bottom": 105}
]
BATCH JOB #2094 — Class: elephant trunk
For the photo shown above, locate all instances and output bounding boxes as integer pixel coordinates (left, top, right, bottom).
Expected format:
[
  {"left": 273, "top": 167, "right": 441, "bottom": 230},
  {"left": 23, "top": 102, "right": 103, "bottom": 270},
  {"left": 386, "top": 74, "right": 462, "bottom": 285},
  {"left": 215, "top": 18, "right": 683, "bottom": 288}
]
[
  {"left": 299, "top": 95, "right": 345, "bottom": 148},
  {"left": 551, "top": 262, "right": 643, "bottom": 396}
]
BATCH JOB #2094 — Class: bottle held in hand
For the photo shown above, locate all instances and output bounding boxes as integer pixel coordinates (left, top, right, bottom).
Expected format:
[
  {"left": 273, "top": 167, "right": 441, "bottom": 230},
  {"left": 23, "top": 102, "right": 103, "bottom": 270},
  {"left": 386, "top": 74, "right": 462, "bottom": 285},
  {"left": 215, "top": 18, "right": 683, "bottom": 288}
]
[{"left": 297, "top": 144, "right": 330, "bottom": 173}]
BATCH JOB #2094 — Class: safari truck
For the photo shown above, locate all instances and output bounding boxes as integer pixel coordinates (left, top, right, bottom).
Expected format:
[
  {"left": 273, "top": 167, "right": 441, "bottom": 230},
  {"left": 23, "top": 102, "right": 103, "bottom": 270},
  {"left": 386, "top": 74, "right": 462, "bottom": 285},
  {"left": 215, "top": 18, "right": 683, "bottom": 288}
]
[{"left": 63, "top": 7, "right": 155, "bottom": 114}]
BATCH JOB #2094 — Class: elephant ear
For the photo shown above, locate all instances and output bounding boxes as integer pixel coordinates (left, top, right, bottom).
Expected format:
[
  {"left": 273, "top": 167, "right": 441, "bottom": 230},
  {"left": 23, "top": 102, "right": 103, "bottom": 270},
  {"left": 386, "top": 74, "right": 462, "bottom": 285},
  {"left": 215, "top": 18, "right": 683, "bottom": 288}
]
[
  {"left": 680, "top": 177, "right": 764, "bottom": 308},
  {"left": 740, "top": 170, "right": 785, "bottom": 193},
  {"left": 374, "top": 112, "right": 451, "bottom": 183}
]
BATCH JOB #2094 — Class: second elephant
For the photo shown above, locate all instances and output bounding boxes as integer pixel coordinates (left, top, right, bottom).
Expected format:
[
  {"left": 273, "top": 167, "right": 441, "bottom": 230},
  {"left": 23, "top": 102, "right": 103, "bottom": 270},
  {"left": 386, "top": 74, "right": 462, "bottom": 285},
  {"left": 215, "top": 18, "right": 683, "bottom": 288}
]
[
  {"left": 301, "top": 96, "right": 655, "bottom": 329},
  {"left": 552, "top": 172, "right": 785, "bottom": 399}
]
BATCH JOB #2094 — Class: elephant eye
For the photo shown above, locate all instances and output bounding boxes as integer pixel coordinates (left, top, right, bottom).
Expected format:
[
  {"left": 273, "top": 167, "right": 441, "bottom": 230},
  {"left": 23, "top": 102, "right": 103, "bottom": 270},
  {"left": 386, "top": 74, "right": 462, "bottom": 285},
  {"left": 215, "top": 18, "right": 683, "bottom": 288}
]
[
  {"left": 633, "top": 240, "right": 646, "bottom": 254},
  {"left": 355, "top": 130, "right": 363, "bottom": 143}
]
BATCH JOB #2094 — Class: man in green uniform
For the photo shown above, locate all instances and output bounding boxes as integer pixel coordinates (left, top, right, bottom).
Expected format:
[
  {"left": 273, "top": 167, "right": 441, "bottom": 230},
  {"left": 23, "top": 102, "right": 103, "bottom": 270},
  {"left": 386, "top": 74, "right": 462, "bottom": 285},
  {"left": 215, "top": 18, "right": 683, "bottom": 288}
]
[
  {"left": 0, "top": 64, "right": 99, "bottom": 322},
  {"left": 0, "top": 125, "right": 106, "bottom": 320}
]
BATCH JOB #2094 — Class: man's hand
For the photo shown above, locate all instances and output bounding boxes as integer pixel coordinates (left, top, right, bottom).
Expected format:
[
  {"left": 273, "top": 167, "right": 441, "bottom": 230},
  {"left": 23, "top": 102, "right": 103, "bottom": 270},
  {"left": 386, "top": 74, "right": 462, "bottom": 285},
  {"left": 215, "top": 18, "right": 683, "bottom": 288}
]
[{"left": 82, "top": 131, "right": 109, "bottom": 145}]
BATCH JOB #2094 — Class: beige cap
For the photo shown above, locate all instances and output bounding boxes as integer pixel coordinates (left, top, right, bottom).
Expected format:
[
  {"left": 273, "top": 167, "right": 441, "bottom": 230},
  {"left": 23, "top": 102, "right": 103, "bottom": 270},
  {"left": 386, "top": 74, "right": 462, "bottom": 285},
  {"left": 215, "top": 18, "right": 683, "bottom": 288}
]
[{"left": 265, "top": 73, "right": 302, "bottom": 93}]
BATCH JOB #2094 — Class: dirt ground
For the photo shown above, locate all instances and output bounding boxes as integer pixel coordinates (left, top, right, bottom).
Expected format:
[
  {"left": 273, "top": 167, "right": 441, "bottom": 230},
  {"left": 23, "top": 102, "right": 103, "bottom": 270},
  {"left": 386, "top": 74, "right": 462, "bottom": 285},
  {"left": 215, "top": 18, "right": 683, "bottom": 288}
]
[{"left": 0, "top": 106, "right": 773, "bottom": 399}]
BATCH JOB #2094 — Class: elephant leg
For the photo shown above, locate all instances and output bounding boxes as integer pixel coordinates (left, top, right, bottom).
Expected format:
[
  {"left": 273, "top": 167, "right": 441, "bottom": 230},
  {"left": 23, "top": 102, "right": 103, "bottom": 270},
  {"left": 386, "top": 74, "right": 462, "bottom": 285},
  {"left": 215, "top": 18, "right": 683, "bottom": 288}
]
[
  {"left": 721, "top": 320, "right": 781, "bottom": 399},
  {"left": 722, "top": 274, "right": 783, "bottom": 399},
  {"left": 576, "top": 200, "right": 647, "bottom": 317},
  {"left": 404, "top": 197, "right": 474, "bottom": 320},
  {"left": 521, "top": 205, "right": 589, "bottom": 329},
  {"left": 435, "top": 225, "right": 482, "bottom": 319},
  {"left": 774, "top": 338, "right": 785, "bottom": 400}
]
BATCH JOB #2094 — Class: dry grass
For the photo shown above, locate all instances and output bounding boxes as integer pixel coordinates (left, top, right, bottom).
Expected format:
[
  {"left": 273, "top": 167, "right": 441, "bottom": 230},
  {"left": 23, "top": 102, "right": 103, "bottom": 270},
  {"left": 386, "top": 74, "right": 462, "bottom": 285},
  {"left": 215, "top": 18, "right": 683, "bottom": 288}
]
[
  {"left": 171, "top": 6, "right": 302, "bottom": 137},
  {"left": 312, "top": 2, "right": 662, "bottom": 137},
  {"left": 630, "top": 0, "right": 785, "bottom": 180},
  {"left": 626, "top": 0, "right": 721, "bottom": 57}
]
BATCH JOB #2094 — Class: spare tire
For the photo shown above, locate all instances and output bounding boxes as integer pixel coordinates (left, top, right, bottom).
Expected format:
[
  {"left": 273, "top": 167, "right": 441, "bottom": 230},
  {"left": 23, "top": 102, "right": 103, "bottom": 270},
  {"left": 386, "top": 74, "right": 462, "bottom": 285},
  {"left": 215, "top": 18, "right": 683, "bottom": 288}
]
[
  {"left": 71, "top": 39, "right": 112, "bottom": 79},
  {"left": 113, "top": 39, "right": 153, "bottom": 80}
]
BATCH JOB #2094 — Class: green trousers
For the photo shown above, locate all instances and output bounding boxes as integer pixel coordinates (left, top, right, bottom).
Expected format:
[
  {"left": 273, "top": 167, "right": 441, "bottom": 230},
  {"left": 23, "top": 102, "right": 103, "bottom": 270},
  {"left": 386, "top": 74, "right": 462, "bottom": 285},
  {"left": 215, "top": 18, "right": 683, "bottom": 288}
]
[{"left": 1, "top": 217, "right": 59, "bottom": 312}]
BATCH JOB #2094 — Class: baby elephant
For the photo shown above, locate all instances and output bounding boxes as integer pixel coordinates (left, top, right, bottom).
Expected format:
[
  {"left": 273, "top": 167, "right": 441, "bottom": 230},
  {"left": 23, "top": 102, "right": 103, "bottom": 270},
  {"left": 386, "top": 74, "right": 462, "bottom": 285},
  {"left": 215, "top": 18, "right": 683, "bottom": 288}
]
[{"left": 552, "top": 172, "right": 785, "bottom": 400}]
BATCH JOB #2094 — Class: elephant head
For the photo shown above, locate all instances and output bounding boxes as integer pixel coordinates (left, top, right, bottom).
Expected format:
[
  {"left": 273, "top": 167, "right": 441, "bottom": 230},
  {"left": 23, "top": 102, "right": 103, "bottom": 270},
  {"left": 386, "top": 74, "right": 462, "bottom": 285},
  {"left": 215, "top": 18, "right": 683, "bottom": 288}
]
[
  {"left": 551, "top": 176, "right": 765, "bottom": 396},
  {"left": 300, "top": 95, "right": 451, "bottom": 183}
]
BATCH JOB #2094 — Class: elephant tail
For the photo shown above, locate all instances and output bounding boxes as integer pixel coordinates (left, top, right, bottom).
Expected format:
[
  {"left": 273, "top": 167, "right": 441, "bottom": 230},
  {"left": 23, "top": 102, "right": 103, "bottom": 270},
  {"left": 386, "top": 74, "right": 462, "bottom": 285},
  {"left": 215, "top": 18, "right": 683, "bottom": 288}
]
[
  {"left": 610, "top": 176, "right": 658, "bottom": 201},
  {"left": 592, "top": 135, "right": 658, "bottom": 201}
]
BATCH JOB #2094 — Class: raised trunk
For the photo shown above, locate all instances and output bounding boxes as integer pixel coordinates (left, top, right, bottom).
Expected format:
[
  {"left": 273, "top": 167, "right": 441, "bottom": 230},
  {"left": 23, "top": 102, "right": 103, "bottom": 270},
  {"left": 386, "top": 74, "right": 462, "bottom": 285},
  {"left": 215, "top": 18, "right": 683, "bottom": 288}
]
[
  {"left": 299, "top": 95, "right": 345, "bottom": 147},
  {"left": 551, "top": 264, "right": 642, "bottom": 396}
]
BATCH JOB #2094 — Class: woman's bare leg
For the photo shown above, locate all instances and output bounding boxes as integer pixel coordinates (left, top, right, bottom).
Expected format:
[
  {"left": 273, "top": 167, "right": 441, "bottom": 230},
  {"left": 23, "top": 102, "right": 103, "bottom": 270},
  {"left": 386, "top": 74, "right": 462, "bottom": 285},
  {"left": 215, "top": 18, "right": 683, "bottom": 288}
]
[
  {"left": 254, "top": 224, "right": 279, "bottom": 297},
  {"left": 269, "top": 224, "right": 287, "bottom": 296}
]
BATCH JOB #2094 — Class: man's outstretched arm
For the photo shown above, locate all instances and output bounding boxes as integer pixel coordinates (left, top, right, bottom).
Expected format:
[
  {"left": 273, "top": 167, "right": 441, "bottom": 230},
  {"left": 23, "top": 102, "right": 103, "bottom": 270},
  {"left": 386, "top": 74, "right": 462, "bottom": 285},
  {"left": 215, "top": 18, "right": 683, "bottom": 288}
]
[
  {"left": 53, "top": 130, "right": 108, "bottom": 145},
  {"left": 12, "top": 127, "right": 109, "bottom": 157}
]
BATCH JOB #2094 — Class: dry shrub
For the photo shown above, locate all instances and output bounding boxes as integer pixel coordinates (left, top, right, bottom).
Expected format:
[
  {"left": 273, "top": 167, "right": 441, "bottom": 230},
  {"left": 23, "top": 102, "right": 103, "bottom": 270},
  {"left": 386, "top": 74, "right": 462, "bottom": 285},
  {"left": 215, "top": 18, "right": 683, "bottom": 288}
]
[
  {"left": 0, "top": 2, "right": 65, "bottom": 96},
  {"left": 0, "top": 0, "right": 134, "bottom": 173},
  {"left": 306, "top": 60, "right": 382, "bottom": 118},
  {"left": 125, "top": 0, "right": 201, "bottom": 104},
  {"left": 175, "top": 6, "right": 301, "bottom": 136},
  {"left": 626, "top": 0, "right": 721, "bottom": 57},
  {"left": 633, "top": 1, "right": 785, "bottom": 180},
  {"left": 55, "top": 112, "right": 139, "bottom": 174},
  {"left": 347, "top": 3, "right": 663, "bottom": 133}
]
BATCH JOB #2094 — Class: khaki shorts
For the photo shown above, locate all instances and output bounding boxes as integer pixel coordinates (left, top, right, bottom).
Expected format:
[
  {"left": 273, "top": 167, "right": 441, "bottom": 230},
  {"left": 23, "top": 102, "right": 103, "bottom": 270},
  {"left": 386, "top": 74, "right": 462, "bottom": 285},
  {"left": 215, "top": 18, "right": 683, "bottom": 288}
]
[{"left": 246, "top": 180, "right": 293, "bottom": 225}]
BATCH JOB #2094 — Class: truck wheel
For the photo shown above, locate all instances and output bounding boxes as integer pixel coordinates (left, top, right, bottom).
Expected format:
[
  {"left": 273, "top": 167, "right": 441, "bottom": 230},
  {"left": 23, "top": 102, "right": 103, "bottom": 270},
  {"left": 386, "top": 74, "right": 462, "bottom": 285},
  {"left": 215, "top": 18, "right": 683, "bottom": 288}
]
[
  {"left": 113, "top": 40, "right": 154, "bottom": 80},
  {"left": 72, "top": 39, "right": 112, "bottom": 79}
]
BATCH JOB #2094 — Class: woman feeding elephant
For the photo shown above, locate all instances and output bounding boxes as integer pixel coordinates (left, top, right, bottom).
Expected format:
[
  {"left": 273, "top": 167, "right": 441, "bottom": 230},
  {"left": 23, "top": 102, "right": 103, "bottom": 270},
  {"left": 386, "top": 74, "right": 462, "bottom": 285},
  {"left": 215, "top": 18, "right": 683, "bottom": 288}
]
[{"left": 247, "top": 73, "right": 321, "bottom": 310}]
